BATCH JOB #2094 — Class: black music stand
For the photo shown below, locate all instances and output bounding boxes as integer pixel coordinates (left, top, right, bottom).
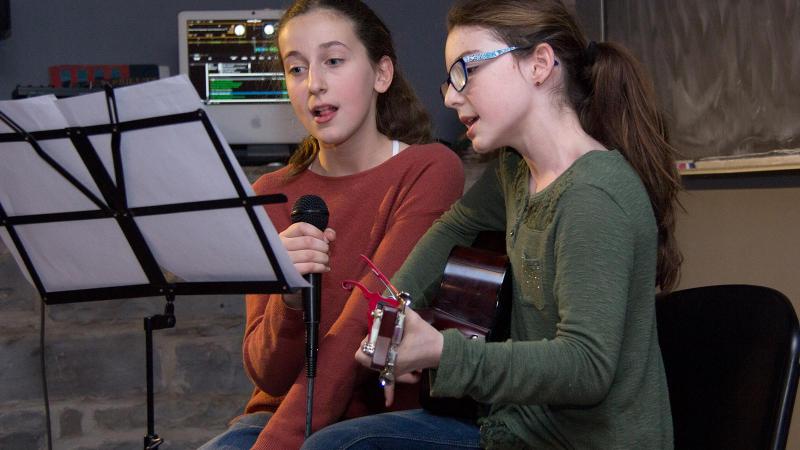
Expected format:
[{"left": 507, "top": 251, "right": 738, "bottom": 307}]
[{"left": 0, "top": 77, "right": 307, "bottom": 449}]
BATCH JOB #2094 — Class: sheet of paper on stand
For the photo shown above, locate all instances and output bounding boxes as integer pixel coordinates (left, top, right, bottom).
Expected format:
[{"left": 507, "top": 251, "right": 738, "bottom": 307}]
[{"left": 0, "top": 75, "right": 308, "bottom": 296}]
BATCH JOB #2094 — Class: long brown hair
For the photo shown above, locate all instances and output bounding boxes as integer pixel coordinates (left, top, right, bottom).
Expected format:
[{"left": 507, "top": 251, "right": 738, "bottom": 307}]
[
  {"left": 448, "top": 0, "right": 682, "bottom": 291},
  {"left": 278, "top": 0, "right": 433, "bottom": 176}
]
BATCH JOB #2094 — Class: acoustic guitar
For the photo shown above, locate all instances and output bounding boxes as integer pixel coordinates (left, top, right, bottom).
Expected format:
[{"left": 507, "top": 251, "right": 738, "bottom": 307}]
[{"left": 416, "top": 231, "right": 511, "bottom": 418}]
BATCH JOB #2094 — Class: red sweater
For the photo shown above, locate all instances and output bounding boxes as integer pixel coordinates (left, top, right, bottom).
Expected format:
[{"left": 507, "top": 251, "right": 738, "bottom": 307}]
[{"left": 243, "top": 143, "right": 464, "bottom": 450}]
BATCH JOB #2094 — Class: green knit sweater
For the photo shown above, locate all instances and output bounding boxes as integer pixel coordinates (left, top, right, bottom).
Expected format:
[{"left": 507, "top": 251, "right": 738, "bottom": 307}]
[{"left": 393, "top": 149, "right": 673, "bottom": 449}]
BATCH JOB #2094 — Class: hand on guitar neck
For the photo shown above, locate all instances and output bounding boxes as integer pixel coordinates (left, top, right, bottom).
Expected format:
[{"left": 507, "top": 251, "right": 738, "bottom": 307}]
[{"left": 354, "top": 307, "right": 444, "bottom": 406}]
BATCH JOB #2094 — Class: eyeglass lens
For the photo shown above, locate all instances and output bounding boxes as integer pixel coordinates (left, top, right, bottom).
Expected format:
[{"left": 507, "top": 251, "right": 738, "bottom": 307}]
[
  {"left": 450, "top": 61, "right": 467, "bottom": 91},
  {"left": 440, "top": 60, "right": 468, "bottom": 99}
]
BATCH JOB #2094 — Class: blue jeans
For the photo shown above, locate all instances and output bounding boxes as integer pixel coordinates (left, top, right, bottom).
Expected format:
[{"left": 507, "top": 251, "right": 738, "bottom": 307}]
[
  {"left": 301, "top": 409, "right": 481, "bottom": 450},
  {"left": 197, "top": 411, "right": 272, "bottom": 450}
]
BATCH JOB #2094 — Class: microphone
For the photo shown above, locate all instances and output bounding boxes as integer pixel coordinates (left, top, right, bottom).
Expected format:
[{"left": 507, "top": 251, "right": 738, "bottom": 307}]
[
  {"left": 290, "top": 194, "right": 329, "bottom": 376},
  {"left": 290, "top": 194, "right": 329, "bottom": 438}
]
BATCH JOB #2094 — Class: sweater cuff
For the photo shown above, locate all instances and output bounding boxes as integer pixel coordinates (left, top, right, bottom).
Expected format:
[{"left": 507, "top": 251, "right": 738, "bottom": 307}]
[
  {"left": 281, "top": 296, "right": 305, "bottom": 315},
  {"left": 430, "top": 329, "right": 467, "bottom": 398},
  {"left": 270, "top": 294, "right": 305, "bottom": 335},
  {"left": 281, "top": 299, "right": 304, "bottom": 318},
  {"left": 282, "top": 303, "right": 304, "bottom": 320}
]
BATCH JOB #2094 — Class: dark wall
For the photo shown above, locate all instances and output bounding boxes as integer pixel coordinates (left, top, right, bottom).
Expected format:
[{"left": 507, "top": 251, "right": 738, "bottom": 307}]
[
  {"left": 0, "top": 0, "right": 9, "bottom": 40},
  {"left": 0, "top": 0, "right": 461, "bottom": 141}
]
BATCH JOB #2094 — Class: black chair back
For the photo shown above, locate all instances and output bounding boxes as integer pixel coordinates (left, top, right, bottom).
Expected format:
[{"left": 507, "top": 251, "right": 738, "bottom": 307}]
[{"left": 656, "top": 284, "right": 800, "bottom": 450}]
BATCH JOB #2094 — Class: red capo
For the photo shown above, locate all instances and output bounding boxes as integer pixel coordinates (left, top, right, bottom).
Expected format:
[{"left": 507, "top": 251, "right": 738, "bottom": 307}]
[{"left": 341, "top": 254, "right": 401, "bottom": 328}]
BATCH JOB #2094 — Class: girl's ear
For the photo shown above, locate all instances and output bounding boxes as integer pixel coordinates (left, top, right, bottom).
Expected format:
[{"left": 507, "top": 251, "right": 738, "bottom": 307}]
[
  {"left": 529, "top": 42, "right": 557, "bottom": 87},
  {"left": 374, "top": 55, "right": 394, "bottom": 94}
]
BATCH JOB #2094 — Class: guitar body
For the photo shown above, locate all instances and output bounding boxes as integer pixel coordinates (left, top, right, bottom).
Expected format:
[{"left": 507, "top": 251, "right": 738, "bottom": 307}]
[{"left": 417, "top": 232, "right": 511, "bottom": 418}]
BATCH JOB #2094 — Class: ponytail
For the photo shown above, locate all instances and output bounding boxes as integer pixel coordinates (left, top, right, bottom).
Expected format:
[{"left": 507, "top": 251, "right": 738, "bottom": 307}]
[
  {"left": 581, "top": 43, "right": 683, "bottom": 291},
  {"left": 376, "top": 69, "right": 433, "bottom": 147}
]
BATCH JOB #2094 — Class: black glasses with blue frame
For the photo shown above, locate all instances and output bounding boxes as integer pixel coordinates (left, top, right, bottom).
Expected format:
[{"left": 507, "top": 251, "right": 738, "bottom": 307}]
[{"left": 440, "top": 45, "right": 557, "bottom": 99}]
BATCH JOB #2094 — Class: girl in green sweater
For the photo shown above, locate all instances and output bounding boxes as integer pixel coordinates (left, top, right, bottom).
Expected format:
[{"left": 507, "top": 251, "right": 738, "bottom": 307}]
[{"left": 303, "top": 0, "right": 682, "bottom": 448}]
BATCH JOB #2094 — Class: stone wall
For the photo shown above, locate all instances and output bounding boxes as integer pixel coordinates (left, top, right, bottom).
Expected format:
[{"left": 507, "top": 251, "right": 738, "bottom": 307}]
[{"left": 0, "top": 238, "right": 253, "bottom": 449}]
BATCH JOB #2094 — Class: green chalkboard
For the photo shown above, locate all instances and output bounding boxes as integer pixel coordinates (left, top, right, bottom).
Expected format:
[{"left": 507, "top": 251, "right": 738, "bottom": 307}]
[{"left": 607, "top": 0, "right": 800, "bottom": 161}]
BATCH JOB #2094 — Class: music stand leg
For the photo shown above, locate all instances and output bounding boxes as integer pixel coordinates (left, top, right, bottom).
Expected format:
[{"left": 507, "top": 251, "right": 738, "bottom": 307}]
[{"left": 143, "top": 296, "right": 176, "bottom": 450}]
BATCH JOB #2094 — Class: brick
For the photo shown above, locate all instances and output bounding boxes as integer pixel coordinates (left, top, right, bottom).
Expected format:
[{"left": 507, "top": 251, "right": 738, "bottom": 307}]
[
  {"left": 59, "top": 408, "right": 82, "bottom": 437},
  {"left": 0, "top": 247, "right": 40, "bottom": 312},
  {"left": 0, "top": 408, "right": 45, "bottom": 434},
  {"left": 155, "top": 394, "right": 248, "bottom": 430},
  {"left": 93, "top": 403, "right": 146, "bottom": 431},
  {"left": 0, "top": 335, "right": 44, "bottom": 402},
  {"left": 0, "top": 432, "right": 43, "bottom": 450},
  {"left": 92, "top": 394, "right": 247, "bottom": 434},
  {"left": 174, "top": 336, "right": 252, "bottom": 395},
  {"left": 90, "top": 399, "right": 242, "bottom": 449},
  {"left": 46, "top": 332, "right": 161, "bottom": 399}
]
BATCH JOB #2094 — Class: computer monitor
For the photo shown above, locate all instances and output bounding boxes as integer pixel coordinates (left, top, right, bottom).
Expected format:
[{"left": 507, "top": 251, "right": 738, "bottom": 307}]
[{"left": 177, "top": 9, "right": 306, "bottom": 146}]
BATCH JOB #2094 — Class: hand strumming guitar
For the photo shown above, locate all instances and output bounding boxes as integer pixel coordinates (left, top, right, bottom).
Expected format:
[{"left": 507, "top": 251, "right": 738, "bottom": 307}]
[{"left": 355, "top": 307, "right": 443, "bottom": 406}]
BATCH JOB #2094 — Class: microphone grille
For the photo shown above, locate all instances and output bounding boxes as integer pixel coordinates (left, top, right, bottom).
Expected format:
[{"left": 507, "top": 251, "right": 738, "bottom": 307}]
[{"left": 291, "top": 194, "right": 329, "bottom": 230}]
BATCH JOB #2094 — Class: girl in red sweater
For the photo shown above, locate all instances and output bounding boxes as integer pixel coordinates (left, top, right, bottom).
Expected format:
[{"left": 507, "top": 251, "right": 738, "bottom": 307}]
[{"left": 199, "top": 1, "right": 464, "bottom": 449}]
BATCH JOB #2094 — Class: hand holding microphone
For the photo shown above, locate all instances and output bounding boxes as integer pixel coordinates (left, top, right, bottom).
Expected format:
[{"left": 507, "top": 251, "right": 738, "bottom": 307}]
[
  {"left": 279, "top": 223, "right": 335, "bottom": 275},
  {"left": 278, "top": 197, "right": 334, "bottom": 309}
]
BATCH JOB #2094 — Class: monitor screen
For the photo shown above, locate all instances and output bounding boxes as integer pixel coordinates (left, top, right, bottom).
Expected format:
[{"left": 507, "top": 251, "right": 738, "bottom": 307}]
[{"left": 178, "top": 9, "right": 305, "bottom": 145}]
